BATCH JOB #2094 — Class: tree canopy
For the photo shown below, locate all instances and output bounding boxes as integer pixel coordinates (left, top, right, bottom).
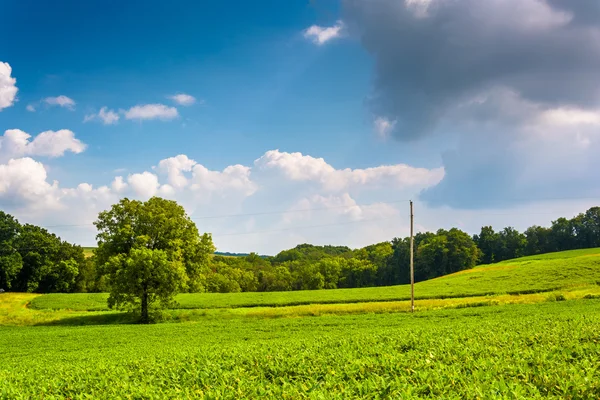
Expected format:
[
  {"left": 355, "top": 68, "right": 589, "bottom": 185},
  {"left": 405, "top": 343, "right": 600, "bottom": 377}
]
[{"left": 95, "top": 197, "right": 215, "bottom": 323}]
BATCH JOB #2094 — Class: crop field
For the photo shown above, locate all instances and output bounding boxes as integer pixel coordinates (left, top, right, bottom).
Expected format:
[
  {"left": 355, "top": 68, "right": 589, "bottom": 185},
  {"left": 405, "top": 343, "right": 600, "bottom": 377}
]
[
  {"left": 31, "top": 247, "right": 600, "bottom": 311},
  {"left": 2, "top": 248, "right": 600, "bottom": 398},
  {"left": 1, "top": 300, "right": 600, "bottom": 398}
]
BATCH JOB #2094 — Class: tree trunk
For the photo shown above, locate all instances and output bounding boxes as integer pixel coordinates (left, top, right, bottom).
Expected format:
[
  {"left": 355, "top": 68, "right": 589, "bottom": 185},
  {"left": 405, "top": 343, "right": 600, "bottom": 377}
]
[{"left": 141, "top": 286, "right": 149, "bottom": 324}]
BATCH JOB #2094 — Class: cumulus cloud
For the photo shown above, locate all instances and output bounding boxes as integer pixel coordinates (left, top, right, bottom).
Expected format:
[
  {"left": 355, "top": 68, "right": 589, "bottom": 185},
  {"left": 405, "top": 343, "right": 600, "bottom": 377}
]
[
  {"left": 168, "top": 93, "right": 196, "bottom": 106},
  {"left": 123, "top": 104, "right": 179, "bottom": 121},
  {"left": 254, "top": 149, "right": 444, "bottom": 192},
  {"left": 156, "top": 155, "right": 196, "bottom": 189},
  {"left": 0, "top": 129, "right": 86, "bottom": 162},
  {"left": 303, "top": 20, "right": 344, "bottom": 45},
  {"left": 127, "top": 172, "right": 160, "bottom": 198},
  {"left": 84, "top": 107, "right": 120, "bottom": 125},
  {"left": 0, "top": 62, "right": 18, "bottom": 111},
  {"left": 111, "top": 176, "right": 127, "bottom": 193},
  {"left": 44, "top": 95, "right": 76, "bottom": 110},
  {"left": 26, "top": 104, "right": 35, "bottom": 112},
  {"left": 0, "top": 149, "right": 446, "bottom": 253},
  {"left": 0, "top": 158, "right": 60, "bottom": 209}
]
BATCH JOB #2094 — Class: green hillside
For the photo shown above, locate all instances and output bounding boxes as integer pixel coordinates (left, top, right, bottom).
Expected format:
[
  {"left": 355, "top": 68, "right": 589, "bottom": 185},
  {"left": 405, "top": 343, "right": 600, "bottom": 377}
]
[{"left": 31, "top": 247, "right": 600, "bottom": 311}]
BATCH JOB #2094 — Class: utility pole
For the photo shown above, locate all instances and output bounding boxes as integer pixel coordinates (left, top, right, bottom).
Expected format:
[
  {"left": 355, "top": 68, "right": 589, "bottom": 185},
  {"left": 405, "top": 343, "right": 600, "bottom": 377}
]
[{"left": 410, "top": 200, "right": 414, "bottom": 313}]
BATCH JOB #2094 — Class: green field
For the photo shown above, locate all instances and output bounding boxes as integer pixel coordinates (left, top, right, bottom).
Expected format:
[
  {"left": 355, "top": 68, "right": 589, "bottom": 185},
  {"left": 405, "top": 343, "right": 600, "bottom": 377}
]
[
  {"left": 82, "top": 247, "right": 95, "bottom": 258},
  {"left": 1, "top": 301, "right": 599, "bottom": 398},
  {"left": 2, "top": 248, "right": 600, "bottom": 398},
  {"left": 31, "top": 247, "right": 600, "bottom": 311}
]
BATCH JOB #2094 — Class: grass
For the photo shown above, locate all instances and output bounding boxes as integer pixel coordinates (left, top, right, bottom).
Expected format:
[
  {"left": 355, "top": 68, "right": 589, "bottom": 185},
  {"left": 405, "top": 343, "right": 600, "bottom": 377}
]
[
  {"left": 3, "top": 249, "right": 600, "bottom": 397},
  {"left": 82, "top": 247, "right": 95, "bottom": 258},
  {"left": 1, "top": 300, "right": 600, "bottom": 398},
  {"left": 30, "top": 247, "right": 600, "bottom": 311}
]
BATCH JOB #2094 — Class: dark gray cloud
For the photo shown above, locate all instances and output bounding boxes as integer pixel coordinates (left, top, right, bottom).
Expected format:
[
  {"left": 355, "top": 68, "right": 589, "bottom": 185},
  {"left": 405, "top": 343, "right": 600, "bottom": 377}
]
[
  {"left": 343, "top": 0, "right": 600, "bottom": 140},
  {"left": 343, "top": 0, "right": 600, "bottom": 209}
]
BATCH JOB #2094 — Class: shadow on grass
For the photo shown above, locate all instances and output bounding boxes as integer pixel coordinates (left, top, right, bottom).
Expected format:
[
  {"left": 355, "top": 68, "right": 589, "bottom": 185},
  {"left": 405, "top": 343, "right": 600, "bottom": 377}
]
[{"left": 36, "top": 312, "right": 138, "bottom": 326}]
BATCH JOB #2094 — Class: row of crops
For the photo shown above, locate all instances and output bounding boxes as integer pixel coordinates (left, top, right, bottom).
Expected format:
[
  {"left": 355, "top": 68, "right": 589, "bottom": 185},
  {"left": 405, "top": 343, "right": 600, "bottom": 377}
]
[{"left": 1, "top": 299, "right": 600, "bottom": 398}]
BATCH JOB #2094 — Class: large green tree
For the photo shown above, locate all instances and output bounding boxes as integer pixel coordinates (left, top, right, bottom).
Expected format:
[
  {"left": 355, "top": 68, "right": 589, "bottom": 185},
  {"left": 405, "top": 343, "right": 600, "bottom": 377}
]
[
  {"left": 95, "top": 197, "right": 215, "bottom": 323},
  {"left": 0, "top": 212, "right": 22, "bottom": 291}
]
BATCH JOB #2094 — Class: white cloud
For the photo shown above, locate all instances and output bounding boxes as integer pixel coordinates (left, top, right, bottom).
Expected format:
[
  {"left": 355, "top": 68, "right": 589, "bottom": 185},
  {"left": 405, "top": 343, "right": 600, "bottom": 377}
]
[
  {"left": 44, "top": 95, "right": 76, "bottom": 110},
  {"left": 127, "top": 172, "right": 160, "bottom": 198},
  {"left": 156, "top": 155, "right": 196, "bottom": 189},
  {"left": 0, "top": 62, "right": 18, "bottom": 111},
  {"left": 84, "top": 107, "right": 120, "bottom": 125},
  {"left": 123, "top": 104, "right": 178, "bottom": 121},
  {"left": 168, "top": 94, "right": 196, "bottom": 106},
  {"left": 374, "top": 117, "right": 396, "bottom": 139},
  {"left": 111, "top": 176, "right": 127, "bottom": 193},
  {"left": 190, "top": 164, "right": 257, "bottom": 195},
  {"left": 254, "top": 149, "right": 444, "bottom": 192},
  {"left": 0, "top": 148, "right": 597, "bottom": 255},
  {"left": 0, "top": 157, "right": 60, "bottom": 209},
  {"left": 303, "top": 20, "right": 344, "bottom": 45},
  {"left": 26, "top": 104, "right": 35, "bottom": 112},
  {"left": 0, "top": 129, "right": 86, "bottom": 162}
]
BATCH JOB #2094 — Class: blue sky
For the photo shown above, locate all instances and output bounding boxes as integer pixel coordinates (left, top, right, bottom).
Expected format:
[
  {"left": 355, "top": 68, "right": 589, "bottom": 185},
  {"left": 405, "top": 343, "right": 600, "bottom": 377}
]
[{"left": 1, "top": 0, "right": 599, "bottom": 254}]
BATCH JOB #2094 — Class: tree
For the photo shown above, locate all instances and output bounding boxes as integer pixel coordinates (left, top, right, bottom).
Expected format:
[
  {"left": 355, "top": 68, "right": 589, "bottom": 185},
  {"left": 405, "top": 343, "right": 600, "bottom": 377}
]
[
  {"left": 0, "top": 212, "right": 22, "bottom": 291},
  {"left": 445, "top": 228, "right": 481, "bottom": 274},
  {"left": 95, "top": 197, "right": 215, "bottom": 323},
  {"left": 549, "top": 217, "right": 576, "bottom": 251},
  {"left": 496, "top": 227, "right": 526, "bottom": 261},
  {"left": 12, "top": 225, "right": 61, "bottom": 292},
  {"left": 473, "top": 226, "right": 499, "bottom": 264},
  {"left": 524, "top": 226, "right": 551, "bottom": 255}
]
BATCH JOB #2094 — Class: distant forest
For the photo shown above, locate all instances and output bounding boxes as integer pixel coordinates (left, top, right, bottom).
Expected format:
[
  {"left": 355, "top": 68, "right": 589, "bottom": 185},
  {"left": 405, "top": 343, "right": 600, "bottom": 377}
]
[{"left": 1, "top": 206, "right": 599, "bottom": 294}]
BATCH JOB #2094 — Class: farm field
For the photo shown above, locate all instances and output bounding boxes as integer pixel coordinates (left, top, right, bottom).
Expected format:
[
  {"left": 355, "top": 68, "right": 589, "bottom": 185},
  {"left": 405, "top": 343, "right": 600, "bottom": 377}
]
[
  {"left": 1, "top": 300, "right": 600, "bottom": 398},
  {"left": 2, "top": 248, "right": 600, "bottom": 398},
  {"left": 31, "top": 247, "right": 600, "bottom": 311}
]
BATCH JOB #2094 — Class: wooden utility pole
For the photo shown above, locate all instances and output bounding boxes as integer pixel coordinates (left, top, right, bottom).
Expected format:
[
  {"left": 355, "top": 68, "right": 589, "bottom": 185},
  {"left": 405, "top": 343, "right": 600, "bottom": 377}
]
[{"left": 410, "top": 200, "right": 414, "bottom": 313}]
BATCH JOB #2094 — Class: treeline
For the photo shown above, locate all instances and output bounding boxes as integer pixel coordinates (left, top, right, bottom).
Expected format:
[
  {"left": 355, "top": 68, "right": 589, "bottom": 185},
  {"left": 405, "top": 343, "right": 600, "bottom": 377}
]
[
  {"left": 474, "top": 207, "right": 600, "bottom": 263},
  {"left": 0, "top": 212, "right": 91, "bottom": 293},
  {"left": 206, "top": 229, "right": 480, "bottom": 292},
  {"left": 1, "top": 206, "right": 598, "bottom": 294}
]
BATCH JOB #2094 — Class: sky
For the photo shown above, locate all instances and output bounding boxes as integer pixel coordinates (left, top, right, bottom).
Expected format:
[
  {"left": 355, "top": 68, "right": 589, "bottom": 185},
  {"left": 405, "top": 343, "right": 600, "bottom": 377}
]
[{"left": 1, "top": 0, "right": 599, "bottom": 254}]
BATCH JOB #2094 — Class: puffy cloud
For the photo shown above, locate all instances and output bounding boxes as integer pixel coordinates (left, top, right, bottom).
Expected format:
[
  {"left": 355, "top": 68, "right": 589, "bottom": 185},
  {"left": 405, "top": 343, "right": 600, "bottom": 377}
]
[
  {"left": 190, "top": 164, "right": 257, "bottom": 195},
  {"left": 156, "top": 155, "right": 196, "bottom": 189},
  {"left": 0, "top": 129, "right": 86, "bottom": 162},
  {"left": 2, "top": 147, "right": 599, "bottom": 254},
  {"left": 255, "top": 149, "right": 444, "bottom": 192},
  {"left": 168, "top": 93, "right": 196, "bottom": 106},
  {"left": 44, "top": 95, "right": 76, "bottom": 110},
  {"left": 111, "top": 176, "right": 127, "bottom": 193},
  {"left": 26, "top": 104, "right": 35, "bottom": 112},
  {"left": 123, "top": 104, "right": 178, "bottom": 121},
  {"left": 0, "top": 158, "right": 60, "bottom": 209},
  {"left": 0, "top": 62, "right": 18, "bottom": 111},
  {"left": 84, "top": 107, "right": 120, "bottom": 125},
  {"left": 127, "top": 172, "right": 160, "bottom": 198},
  {"left": 303, "top": 20, "right": 344, "bottom": 45},
  {"left": 0, "top": 149, "right": 446, "bottom": 253}
]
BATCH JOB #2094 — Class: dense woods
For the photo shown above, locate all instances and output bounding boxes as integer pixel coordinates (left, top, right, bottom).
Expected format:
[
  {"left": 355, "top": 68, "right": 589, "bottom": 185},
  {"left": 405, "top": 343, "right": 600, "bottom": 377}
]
[{"left": 1, "top": 203, "right": 599, "bottom": 295}]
